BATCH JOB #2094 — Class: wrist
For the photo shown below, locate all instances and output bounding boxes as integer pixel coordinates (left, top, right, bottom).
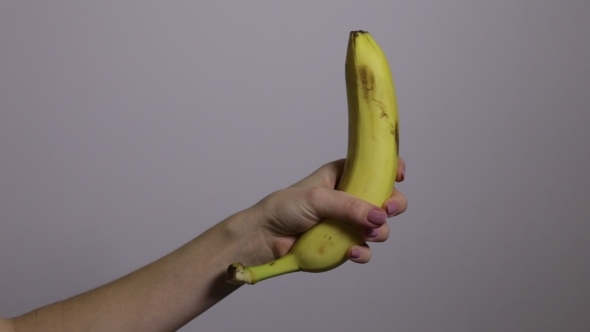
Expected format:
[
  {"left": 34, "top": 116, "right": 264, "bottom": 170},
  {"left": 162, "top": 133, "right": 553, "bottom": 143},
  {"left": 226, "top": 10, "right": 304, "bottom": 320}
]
[
  {"left": 221, "top": 207, "right": 275, "bottom": 267},
  {"left": 0, "top": 318, "right": 15, "bottom": 332}
]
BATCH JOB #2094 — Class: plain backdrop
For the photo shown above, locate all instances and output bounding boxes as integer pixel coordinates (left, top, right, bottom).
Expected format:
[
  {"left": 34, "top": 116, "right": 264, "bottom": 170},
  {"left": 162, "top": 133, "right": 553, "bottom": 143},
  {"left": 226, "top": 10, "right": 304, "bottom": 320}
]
[{"left": 1, "top": 1, "right": 589, "bottom": 331}]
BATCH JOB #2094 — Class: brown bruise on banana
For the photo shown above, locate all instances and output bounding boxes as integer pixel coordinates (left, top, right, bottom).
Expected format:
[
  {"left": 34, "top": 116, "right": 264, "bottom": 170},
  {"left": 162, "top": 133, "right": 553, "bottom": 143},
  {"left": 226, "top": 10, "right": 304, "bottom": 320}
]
[
  {"left": 360, "top": 66, "right": 396, "bottom": 156},
  {"left": 359, "top": 65, "right": 375, "bottom": 104},
  {"left": 360, "top": 65, "right": 379, "bottom": 143},
  {"left": 318, "top": 234, "right": 335, "bottom": 255},
  {"left": 370, "top": 97, "right": 388, "bottom": 119}
]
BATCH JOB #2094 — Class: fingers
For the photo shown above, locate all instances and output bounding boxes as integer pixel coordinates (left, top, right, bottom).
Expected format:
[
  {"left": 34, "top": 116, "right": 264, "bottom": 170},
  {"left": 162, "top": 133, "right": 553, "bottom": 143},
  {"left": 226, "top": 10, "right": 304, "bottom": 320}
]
[
  {"left": 362, "top": 222, "right": 390, "bottom": 243},
  {"left": 299, "top": 168, "right": 406, "bottom": 265},
  {"left": 307, "top": 187, "right": 387, "bottom": 230},
  {"left": 288, "top": 156, "right": 407, "bottom": 268},
  {"left": 382, "top": 187, "right": 408, "bottom": 217},
  {"left": 349, "top": 223, "right": 389, "bottom": 264},
  {"left": 348, "top": 243, "right": 372, "bottom": 264}
]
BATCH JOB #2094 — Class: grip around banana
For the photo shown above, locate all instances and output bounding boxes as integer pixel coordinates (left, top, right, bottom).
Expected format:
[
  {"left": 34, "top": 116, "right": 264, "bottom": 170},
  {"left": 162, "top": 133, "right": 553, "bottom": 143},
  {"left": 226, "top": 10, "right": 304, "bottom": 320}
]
[{"left": 227, "top": 30, "right": 399, "bottom": 285}]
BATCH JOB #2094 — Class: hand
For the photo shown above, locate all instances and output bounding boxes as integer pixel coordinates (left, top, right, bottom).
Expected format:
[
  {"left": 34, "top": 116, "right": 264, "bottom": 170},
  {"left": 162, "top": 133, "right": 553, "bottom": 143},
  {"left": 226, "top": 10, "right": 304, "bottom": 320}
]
[{"left": 242, "top": 157, "right": 407, "bottom": 266}]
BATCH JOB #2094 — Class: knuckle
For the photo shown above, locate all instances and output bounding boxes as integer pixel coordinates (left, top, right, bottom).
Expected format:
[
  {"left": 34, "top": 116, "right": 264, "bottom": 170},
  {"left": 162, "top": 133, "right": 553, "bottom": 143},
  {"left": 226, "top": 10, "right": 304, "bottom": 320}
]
[
  {"left": 342, "top": 197, "right": 364, "bottom": 221},
  {"left": 307, "top": 186, "right": 326, "bottom": 203}
]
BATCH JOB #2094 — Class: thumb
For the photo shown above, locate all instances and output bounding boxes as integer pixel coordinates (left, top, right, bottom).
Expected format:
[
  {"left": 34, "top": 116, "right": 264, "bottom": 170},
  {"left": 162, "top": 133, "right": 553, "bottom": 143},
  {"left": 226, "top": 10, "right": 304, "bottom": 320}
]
[{"left": 305, "top": 187, "right": 387, "bottom": 229}]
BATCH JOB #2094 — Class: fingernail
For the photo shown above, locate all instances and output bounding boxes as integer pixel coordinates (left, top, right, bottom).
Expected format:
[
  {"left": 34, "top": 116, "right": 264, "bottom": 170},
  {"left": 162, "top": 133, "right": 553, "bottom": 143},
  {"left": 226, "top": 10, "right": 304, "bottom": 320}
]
[
  {"left": 401, "top": 168, "right": 405, "bottom": 181},
  {"left": 367, "top": 209, "right": 387, "bottom": 225},
  {"left": 350, "top": 248, "right": 361, "bottom": 259},
  {"left": 366, "top": 228, "right": 379, "bottom": 238},
  {"left": 386, "top": 202, "right": 398, "bottom": 217}
]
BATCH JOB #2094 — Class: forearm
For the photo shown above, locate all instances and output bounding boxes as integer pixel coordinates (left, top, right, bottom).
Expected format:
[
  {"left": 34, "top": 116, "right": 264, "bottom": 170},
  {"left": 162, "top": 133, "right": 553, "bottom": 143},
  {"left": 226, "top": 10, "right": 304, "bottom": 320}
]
[{"left": 9, "top": 210, "right": 265, "bottom": 332}]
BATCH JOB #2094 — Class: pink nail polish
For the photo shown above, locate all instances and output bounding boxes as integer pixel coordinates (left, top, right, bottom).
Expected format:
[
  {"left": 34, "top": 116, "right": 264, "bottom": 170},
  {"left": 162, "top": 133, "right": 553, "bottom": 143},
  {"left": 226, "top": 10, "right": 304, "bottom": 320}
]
[
  {"left": 350, "top": 249, "right": 361, "bottom": 259},
  {"left": 387, "top": 202, "right": 398, "bottom": 217},
  {"left": 366, "top": 228, "right": 378, "bottom": 238},
  {"left": 367, "top": 209, "right": 387, "bottom": 225}
]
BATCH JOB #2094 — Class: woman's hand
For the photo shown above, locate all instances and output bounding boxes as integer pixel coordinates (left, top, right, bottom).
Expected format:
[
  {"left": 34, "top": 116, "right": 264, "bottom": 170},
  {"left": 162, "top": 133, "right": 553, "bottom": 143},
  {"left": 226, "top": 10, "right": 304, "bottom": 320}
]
[
  {"left": 4, "top": 159, "right": 407, "bottom": 332},
  {"left": 240, "top": 157, "right": 408, "bottom": 266}
]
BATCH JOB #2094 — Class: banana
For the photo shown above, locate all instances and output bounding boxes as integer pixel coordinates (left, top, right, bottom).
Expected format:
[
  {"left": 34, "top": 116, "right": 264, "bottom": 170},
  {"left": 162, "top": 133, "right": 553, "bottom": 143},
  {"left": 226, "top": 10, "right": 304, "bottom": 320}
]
[{"left": 227, "top": 30, "right": 399, "bottom": 285}]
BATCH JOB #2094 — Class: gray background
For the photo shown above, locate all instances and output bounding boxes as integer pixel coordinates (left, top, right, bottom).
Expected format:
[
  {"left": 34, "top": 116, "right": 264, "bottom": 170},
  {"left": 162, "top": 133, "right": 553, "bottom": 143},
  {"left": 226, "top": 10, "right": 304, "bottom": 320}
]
[{"left": 1, "top": 1, "right": 589, "bottom": 331}]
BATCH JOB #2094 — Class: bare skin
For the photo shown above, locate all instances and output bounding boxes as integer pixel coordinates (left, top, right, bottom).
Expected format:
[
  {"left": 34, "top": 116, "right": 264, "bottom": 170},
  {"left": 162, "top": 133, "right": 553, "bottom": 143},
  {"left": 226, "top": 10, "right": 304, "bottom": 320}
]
[{"left": 1, "top": 158, "right": 408, "bottom": 332}]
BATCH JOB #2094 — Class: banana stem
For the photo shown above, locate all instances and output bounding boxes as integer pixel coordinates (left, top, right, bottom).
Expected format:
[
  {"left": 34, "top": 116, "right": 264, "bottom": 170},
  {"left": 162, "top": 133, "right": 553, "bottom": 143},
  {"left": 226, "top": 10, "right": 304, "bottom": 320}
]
[{"left": 227, "top": 254, "right": 300, "bottom": 285}]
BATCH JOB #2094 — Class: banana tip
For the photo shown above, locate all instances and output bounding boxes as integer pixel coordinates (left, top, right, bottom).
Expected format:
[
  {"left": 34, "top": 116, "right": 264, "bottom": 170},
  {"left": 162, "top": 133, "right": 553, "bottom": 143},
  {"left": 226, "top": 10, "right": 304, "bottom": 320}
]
[{"left": 351, "top": 30, "right": 369, "bottom": 36}]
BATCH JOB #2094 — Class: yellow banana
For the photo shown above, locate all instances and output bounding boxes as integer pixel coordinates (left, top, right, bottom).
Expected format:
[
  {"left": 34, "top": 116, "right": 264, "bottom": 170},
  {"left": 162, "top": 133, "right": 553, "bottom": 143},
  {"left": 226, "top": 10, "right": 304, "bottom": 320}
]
[{"left": 227, "top": 30, "right": 399, "bottom": 285}]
